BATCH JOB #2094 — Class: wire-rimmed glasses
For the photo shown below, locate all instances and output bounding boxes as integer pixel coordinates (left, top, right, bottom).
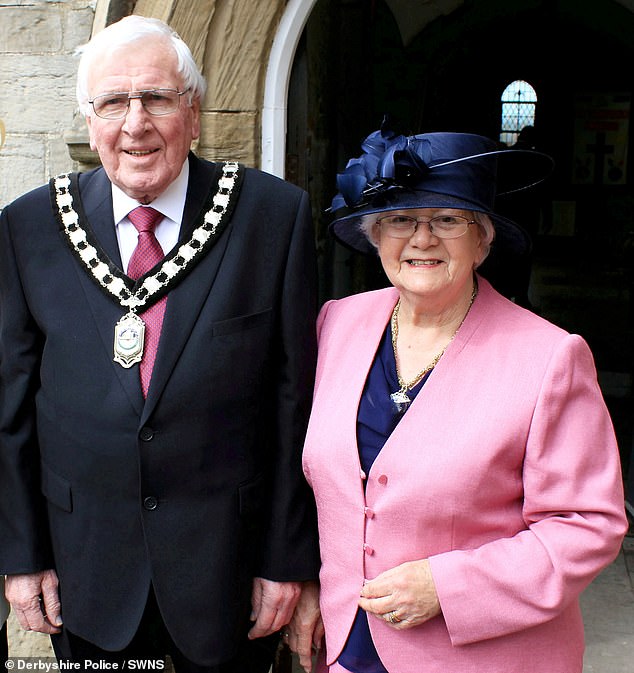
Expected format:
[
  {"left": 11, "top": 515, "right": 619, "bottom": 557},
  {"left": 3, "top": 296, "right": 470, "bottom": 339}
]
[
  {"left": 89, "top": 88, "right": 190, "bottom": 120},
  {"left": 377, "top": 214, "right": 475, "bottom": 240}
]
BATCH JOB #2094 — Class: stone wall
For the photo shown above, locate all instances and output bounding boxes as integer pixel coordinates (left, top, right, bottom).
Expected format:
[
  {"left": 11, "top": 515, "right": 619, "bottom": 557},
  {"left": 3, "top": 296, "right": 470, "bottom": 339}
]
[{"left": 0, "top": 0, "right": 96, "bottom": 208}]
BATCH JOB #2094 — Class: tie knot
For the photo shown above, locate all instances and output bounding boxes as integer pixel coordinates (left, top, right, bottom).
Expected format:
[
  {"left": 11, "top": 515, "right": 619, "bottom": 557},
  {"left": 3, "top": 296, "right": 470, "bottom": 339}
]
[{"left": 128, "top": 206, "right": 163, "bottom": 233}]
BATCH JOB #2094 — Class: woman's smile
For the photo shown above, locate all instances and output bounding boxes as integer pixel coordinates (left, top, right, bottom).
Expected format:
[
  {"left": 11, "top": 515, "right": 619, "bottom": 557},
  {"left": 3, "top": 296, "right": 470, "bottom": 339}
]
[{"left": 404, "top": 258, "right": 443, "bottom": 267}]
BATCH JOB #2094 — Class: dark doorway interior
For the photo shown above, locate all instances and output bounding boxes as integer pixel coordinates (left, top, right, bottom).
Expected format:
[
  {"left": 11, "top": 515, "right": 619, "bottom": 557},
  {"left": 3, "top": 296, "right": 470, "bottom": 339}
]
[{"left": 286, "top": 0, "right": 634, "bottom": 493}]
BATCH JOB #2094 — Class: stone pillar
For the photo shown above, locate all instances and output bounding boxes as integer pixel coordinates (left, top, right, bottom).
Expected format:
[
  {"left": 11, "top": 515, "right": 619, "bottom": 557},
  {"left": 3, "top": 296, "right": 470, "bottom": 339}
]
[{"left": 198, "top": 0, "right": 285, "bottom": 167}]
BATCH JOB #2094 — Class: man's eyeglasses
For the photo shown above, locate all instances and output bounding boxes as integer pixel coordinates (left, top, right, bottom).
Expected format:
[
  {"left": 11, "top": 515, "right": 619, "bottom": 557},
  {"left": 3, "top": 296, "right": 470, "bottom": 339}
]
[
  {"left": 376, "top": 214, "right": 475, "bottom": 240},
  {"left": 89, "top": 88, "right": 190, "bottom": 120}
]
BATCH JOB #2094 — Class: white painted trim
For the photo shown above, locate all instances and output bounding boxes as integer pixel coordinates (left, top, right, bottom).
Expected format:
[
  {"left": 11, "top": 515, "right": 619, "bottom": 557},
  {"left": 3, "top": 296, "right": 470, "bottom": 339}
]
[{"left": 261, "top": 0, "right": 317, "bottom": 177}]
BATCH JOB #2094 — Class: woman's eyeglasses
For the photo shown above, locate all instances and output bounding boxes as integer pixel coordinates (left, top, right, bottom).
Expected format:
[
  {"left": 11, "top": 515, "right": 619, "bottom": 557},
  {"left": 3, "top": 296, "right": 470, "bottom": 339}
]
[{"left": 376, "top": 214, "right": 475, "bottom": 240}]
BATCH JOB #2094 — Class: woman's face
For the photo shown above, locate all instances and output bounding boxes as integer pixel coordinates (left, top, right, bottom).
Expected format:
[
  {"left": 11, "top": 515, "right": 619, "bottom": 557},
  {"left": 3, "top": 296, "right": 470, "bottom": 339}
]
[{"left": 374, "top": 207, "right": 486, "bottom": 308}]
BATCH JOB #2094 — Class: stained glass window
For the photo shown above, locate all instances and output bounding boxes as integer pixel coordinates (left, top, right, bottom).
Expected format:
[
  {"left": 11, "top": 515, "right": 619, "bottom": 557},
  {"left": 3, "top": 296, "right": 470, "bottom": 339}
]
[{"left": 500, "top": 80, "right": 537, "bottom": 145}]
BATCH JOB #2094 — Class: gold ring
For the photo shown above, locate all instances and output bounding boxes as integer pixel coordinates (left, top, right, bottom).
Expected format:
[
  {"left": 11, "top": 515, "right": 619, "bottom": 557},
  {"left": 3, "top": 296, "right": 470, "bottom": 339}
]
[{"left": 387, "top": 611, "right": 402, "bottom": 624}]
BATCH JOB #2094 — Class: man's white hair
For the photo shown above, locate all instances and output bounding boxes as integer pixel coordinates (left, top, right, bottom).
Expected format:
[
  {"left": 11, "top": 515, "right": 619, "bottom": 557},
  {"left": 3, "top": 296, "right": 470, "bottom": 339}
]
[{"left": 75, "top": 15, "right": 207, "bottom": 117}]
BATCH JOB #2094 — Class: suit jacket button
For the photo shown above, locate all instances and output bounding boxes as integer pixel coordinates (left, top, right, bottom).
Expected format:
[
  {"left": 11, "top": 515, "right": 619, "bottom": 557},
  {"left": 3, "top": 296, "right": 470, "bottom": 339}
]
[
  {"left": 143, "top": 496, "right": 158, "bottom": 510},
  {"left": 377, "top": 474, "right": 388, "bottom": 485},
  {"left": 364, "top": 507, "right": 375, "bottom": 519},
  {"left": 363, "top": 544, "right": 374, "bottom": 556},
  {"left": 139, "top": 427, "right": 154, "bottom": 442}
]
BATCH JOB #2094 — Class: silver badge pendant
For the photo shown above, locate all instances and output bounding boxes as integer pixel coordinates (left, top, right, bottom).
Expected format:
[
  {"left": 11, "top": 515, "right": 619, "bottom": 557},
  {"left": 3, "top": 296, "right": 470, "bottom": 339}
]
[{"left": 113, "top": 312, "right": 145, "bottom": 367}]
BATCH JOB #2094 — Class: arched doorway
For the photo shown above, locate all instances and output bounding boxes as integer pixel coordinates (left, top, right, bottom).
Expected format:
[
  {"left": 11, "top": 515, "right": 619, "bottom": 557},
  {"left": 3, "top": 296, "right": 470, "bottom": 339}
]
[
  {"left": 287, "top": 0, "right": 634, "bottom": 487},
  {"left": 262, "top": 0, "right": 318, "bottom": 177}
]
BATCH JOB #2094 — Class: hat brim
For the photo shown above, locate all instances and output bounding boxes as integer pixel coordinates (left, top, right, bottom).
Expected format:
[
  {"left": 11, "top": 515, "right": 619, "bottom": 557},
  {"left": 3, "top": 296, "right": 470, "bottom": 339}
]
[
  {"left": 493, "top": 149, "right": 554, "bottom": 196},
  {"left": 330, "top": 189, "right": 532, "bottom": 257},
  {"left": 329, "top": 146, "right": 552, "bottom": 256}
]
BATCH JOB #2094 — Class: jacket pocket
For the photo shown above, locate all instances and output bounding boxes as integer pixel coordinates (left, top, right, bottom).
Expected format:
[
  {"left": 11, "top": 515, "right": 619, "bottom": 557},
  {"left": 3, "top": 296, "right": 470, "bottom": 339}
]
[
  {"left": 211, "top": 309, "right": 272, "bottom": 337},
  {"left": 40, "top": 463, "right": 73, "bottom": 512}
]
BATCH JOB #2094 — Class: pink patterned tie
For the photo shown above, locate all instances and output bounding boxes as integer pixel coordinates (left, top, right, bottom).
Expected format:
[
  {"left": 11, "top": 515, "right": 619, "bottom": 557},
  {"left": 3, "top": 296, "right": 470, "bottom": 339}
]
[{"left": 127, "top": 206, "right": 167, "bottom": 397}]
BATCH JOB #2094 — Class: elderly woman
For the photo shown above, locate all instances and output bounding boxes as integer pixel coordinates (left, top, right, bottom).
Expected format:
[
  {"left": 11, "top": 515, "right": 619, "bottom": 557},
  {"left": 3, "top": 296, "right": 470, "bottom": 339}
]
[{"left": 287, "top": 126, "right": 628, "bottom": 673}]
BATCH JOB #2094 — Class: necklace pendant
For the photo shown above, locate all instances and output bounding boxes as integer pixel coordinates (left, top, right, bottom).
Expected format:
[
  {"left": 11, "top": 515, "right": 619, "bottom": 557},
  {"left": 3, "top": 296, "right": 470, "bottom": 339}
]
[
  {"left": 390, "top": 389, "right": 411, "bottom": 414},
  {"left": 390, "top": 389, "right": 410, "bottom": 404},
  {"left": 113, "top": 311, "right": 145, "bottom": 368}
]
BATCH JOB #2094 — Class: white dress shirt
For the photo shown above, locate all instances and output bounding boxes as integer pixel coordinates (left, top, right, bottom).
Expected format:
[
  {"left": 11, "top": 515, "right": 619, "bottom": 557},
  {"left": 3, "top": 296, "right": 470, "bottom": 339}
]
[{"left": 112, "top": 160, "right": 189, "bottom": 272}]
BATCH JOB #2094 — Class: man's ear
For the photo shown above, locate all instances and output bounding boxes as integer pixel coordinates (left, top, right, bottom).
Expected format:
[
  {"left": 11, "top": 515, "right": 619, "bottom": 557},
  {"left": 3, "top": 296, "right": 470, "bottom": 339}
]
[{"left": 86, "top": 115, "right": 97, "bottom": 152}]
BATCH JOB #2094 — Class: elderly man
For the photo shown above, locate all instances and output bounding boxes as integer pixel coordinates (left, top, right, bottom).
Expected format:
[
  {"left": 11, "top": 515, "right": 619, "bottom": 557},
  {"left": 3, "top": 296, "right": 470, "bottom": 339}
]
[{"left": 0, "top": 15, "right": 319, "bottom": 672}]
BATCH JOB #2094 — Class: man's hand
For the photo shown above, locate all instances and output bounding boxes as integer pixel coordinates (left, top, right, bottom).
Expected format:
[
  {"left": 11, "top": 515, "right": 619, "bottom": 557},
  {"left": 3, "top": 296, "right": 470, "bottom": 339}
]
[
  {"left": 283, "top": 581, "right": 323, "bottom": 673},
  {"left": 5, "top": 570, "right": 62, "bottom": 634},
  {"left": 248, "top": 577, "right": 301, "bottom": 640}
]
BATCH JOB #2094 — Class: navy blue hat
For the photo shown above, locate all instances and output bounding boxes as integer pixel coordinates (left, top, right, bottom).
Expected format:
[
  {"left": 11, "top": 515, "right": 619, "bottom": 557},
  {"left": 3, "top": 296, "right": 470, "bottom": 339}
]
[{"left": 330, "top": 125, "right": 553, "bottom": 255}]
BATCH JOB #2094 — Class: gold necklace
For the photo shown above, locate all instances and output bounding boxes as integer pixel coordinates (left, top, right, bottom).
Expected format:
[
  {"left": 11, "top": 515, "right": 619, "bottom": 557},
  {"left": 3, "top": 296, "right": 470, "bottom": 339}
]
[{"left": 389, "top": 282, "right": 478, "bottom": 410}]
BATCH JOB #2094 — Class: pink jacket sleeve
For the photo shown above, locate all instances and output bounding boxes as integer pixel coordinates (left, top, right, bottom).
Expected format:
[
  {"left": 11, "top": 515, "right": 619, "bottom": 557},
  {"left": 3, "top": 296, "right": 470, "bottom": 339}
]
[{"left": 429, "top": 333, "right": 627, "bottom": 645}]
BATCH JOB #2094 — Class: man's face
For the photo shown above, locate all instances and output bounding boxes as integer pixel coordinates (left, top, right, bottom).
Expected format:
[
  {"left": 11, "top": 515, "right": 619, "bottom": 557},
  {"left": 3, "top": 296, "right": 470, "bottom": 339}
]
[{"left": 86, "top": 37, "right": 200, "bottom": 203}]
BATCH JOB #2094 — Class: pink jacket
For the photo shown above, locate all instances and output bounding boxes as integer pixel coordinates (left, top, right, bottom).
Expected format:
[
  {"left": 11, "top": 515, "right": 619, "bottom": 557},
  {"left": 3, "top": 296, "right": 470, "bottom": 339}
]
[{"left": 303, "top": 277, "right": 627, "bottom": 673}]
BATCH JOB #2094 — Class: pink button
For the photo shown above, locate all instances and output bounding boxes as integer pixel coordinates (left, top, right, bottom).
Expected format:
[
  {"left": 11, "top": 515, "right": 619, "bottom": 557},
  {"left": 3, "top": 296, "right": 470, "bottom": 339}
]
[
  {"left": 378, "top": 474, "right": 388, "bottom": 485},
  {"left": 363, "top": 544, "right": 374, "bottom": 556},
  {"left": 364, "top": 507, "right": 375, "bottom": 519}
]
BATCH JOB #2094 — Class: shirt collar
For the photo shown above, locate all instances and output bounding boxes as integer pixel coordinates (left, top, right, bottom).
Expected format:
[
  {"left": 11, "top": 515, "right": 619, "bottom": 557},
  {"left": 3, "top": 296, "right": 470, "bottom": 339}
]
[{"left": 112, "top": 159, "right": 190, "bottom": 226}]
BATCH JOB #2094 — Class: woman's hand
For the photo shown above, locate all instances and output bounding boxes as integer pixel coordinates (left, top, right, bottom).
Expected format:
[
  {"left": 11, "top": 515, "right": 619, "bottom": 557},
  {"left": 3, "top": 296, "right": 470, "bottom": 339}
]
[
  {"left": 358, "top": 559, "right": 441, "bottom": 629},
  {"left": 283, "top": 581, "right": 324, "bottom": 673}
]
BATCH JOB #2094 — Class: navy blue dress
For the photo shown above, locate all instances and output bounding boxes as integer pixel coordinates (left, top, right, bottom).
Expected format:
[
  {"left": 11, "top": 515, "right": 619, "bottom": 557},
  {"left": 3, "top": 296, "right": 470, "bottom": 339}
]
[{"left": 338, "top": 325, "right": 430, "bottom": 673}]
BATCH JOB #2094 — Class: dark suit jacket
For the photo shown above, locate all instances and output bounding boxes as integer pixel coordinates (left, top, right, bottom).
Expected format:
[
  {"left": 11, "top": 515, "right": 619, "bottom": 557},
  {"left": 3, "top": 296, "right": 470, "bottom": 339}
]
[{"left": 0, "top": 154, "right": 319, "bottom": 665}]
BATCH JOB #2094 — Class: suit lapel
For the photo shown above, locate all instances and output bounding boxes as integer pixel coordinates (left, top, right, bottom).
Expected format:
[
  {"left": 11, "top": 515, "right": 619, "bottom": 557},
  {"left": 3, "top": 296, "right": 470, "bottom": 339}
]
[
  {"left": 142, "top": 156, "right": 229, "bottom": 419},
  {"left": 65, "top": 158, "right": 236, "bottom": 419},
  {"left": 79, "top": 169, "right": 123, "bottom": 269},
  {"left": 318, "top": 288, "right": 399, "bottom": 470},
  {"left": 375, "top": 276, "right": 489, "bottom": 465},
  {"left": 67, "top": 169, "right": 144, "bottom": 414}
]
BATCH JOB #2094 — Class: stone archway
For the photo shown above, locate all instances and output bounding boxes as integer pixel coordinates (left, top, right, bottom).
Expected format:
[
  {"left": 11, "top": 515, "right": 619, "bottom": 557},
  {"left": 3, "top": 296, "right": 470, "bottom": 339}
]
[
  {"left": 137, "top": 0, "right": 318, "bottom": 172},
  {"left": 195, "top": 0, "right": 286, "bottom": 166}
]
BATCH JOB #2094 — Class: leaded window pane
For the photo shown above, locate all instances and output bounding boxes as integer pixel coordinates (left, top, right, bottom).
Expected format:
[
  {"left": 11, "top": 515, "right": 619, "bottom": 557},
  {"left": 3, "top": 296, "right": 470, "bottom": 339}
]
[{"left": 500, "top": 80, "right": 537, "bottom": 145}]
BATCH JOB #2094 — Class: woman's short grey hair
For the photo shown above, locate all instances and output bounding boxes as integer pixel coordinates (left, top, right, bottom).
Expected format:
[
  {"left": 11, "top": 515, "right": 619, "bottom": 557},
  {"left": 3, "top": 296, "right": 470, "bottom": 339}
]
[
  {"left": 471, "top": 212, "right": 495, "bottom": 266},
  {"left": 359, "top": 209, "right": 495, "bottom": 268},
  {"left": 75, "top": 15, "right": 207, "bottom": 117}
]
